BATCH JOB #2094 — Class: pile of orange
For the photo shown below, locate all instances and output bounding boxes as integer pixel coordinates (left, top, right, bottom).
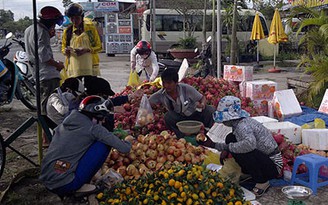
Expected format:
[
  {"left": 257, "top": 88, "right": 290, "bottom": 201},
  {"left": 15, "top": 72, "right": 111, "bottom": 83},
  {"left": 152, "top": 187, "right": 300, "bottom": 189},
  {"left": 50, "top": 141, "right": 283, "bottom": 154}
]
[{"left": 96, "top": 164, "right": 251, "bottom": 205}]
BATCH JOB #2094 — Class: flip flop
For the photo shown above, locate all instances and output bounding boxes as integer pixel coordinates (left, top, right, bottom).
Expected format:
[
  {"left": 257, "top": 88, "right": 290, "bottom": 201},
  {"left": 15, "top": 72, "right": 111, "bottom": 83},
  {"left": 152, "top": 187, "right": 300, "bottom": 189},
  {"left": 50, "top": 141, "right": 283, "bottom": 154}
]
[
  {"left": 252, "top": 183, "right": 270, "bottom": 197},
  {"left": 74, "top": 184, "right": 99, "bottom": 198}
]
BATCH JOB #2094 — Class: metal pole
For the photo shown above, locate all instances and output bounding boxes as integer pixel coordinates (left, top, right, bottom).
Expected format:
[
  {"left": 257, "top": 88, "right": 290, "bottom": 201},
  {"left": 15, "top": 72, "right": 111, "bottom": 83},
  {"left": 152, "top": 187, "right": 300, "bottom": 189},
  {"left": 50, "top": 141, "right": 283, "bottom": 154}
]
[
  {"left": 257, "top": 39, "right": 260, "bottom": 65},
  {"left": 32, "top": 0, "right": 43, "bottom": 163},
  {"left": 32, "top": 0, "right": 40, "bottom": 118},
  {"left": 216, "top": 0, "right": 221, "bottom": 77},
  {"left": 150, "top": 0, "right": 156, "bottom": 50}
]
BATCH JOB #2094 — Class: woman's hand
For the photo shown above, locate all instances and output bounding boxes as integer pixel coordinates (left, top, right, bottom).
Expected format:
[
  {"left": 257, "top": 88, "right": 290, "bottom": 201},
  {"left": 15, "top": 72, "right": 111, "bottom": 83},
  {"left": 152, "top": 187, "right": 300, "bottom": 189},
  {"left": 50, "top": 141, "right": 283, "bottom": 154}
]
[
  {"left": 74, "top": 48, "right": 91, "bottom": 56},
  {"left": 65, "top": 47, "right": 73, "bottom": 56}
]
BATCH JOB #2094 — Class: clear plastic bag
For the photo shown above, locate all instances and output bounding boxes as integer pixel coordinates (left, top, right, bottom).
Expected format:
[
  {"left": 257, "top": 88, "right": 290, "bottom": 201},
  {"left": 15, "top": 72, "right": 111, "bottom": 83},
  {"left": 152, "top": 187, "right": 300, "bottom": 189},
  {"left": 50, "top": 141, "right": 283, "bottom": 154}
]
[
  {"left": 95, "top": 168, "right": 123, "bottom": 189},
  {"left": 136, "top": 94, "right": 154, "bottom": 127}
]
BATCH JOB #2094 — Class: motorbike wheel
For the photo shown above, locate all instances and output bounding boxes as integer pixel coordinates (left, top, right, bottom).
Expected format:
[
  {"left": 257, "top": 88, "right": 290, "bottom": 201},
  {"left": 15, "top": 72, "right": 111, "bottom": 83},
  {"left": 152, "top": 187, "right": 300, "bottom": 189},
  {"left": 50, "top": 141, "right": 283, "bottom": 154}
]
[
  {"left": 0, "top": 134, "right": 6, "bottom": 179},
  {"left": 15, "top": 79, "right": 37, "bottom": 111}
]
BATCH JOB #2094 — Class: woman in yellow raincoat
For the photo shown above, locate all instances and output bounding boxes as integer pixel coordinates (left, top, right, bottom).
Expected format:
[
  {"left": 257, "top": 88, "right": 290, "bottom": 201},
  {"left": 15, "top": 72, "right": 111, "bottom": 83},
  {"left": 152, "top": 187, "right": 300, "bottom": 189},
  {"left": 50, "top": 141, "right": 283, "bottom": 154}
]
[{"left": 61, "top": 3, "right": 102, "bottom": 79}]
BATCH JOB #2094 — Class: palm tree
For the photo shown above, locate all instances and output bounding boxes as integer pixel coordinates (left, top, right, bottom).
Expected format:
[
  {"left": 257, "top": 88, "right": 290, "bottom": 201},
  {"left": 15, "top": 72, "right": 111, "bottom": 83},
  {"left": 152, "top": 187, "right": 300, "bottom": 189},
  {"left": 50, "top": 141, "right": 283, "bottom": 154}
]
[{"left": 289, "top": 6, "right": 328, "bottom": 108}]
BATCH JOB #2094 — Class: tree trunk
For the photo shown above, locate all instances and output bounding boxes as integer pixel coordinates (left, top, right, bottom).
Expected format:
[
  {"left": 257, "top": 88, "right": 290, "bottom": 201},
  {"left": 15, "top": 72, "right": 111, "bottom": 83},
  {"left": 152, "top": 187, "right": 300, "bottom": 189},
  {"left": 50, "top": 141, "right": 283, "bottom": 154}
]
[{"left": 230, "top": 0, "right": 238, "bottom": 65}]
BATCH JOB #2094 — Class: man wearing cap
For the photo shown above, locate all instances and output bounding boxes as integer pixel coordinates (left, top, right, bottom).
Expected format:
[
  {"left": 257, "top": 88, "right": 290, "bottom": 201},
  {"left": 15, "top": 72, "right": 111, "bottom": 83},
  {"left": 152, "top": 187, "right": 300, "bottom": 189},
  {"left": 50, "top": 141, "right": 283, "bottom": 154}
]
[
  {"left": 198, "top": 96, "right": 283, "bottom": 198},
  {"left": 24, "top": 6, "right": 65, "bottom": 146}
]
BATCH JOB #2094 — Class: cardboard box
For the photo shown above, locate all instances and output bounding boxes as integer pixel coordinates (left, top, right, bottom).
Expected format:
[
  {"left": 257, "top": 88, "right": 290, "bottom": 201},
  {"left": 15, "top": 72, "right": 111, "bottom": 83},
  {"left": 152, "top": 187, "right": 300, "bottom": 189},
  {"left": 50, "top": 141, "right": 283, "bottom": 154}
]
[
  {"left": 252, "top": 99, "right": 270, "bottom": 116},
  {"left": 245, "top": 80, "right": 277, "bottom": 100},
  {"left": 252, "top": 116, "right": 278, "bottom": 124},
  {"left": 263, "top": 121, "right": 302, "bottom": 144},
  {"left": 302, "top": 129, "right": 328, "bottom": 150},
  {"left": 223, "top": 65, "right": 253, "bottom": 82},
  {"left": 319, "top": 89, "right": 328, "bottom": 114},
  {"left": 272, "top": 89, "right": 302, "bottom": 121}
]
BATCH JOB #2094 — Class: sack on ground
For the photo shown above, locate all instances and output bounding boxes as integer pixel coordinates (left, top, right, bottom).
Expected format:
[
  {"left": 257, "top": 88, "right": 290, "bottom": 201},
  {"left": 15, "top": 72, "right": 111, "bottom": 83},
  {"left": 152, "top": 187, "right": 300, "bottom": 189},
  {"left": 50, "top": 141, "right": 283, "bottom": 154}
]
[
  {"left": 136, "top": 94, "right": 154, "bottom": 127},
  {"left": 218, "top": 157, "right": 242, "bottom": 184},
  {"left": 127, "top": 70, "right": 141, "bottom": 87}
]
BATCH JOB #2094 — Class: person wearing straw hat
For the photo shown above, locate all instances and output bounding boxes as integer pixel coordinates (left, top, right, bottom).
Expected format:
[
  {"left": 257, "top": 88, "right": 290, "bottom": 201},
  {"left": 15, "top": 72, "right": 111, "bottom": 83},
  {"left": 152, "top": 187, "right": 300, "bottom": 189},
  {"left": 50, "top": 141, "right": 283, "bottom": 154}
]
[{"left": 198, "top": 96, "right": 283, "bottom": 197}]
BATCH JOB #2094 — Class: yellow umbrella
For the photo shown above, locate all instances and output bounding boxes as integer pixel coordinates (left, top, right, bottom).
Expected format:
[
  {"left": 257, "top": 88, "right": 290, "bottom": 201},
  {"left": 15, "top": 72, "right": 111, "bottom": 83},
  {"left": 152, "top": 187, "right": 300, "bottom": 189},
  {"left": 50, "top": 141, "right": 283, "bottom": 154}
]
[
  {"left": 268, "top": 8, "right": 288, "bottom": 72},
  {"left": 250, "top": 12, "right": 265, "bottom": 65}
]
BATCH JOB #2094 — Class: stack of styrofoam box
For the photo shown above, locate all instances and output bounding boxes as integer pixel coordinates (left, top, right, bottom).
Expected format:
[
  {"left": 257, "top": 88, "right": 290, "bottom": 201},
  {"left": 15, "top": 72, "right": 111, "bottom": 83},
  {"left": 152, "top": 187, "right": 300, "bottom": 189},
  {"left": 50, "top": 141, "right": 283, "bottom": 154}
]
[
  {"left": 245, "top": 80, "right": 277, "bottom": 116},
  {"left": 319, "top": 89, "right": 328, "bottom": 114},
  {"left": 223, "top": 65, "right": 253, "bottom": 97},
  {"left": 302, "top": 129, "right": 328, "bottom": 150},
  {"left": 271, "top": 89, "right": 303, "bottom": 121},
  {"left": 263, "top": 121, "right": 302, "bottom": 144},
  {"left": 252, "top": 116, "right": 278, "bottom": 124}
]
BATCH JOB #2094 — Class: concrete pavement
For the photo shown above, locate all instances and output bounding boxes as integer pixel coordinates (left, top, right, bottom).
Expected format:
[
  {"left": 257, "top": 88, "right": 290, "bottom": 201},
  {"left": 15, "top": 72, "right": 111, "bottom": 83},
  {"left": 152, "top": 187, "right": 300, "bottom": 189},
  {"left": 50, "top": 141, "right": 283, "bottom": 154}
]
[{"left": 53, "top": 46, "right": 307, "bottom": 93}]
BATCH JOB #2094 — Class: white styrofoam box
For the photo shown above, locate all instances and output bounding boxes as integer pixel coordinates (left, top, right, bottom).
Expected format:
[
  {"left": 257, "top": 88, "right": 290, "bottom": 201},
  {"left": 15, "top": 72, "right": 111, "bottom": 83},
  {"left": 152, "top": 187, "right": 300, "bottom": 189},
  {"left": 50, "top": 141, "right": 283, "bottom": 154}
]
[
  {"left": 223, "top": 65, "right": 253, "bottom": 82},
  {"left": 319, "top": 89, "right": 328, "bottom": 114},
  {"left": 272, "top": 89, "right": 302, "bottom": 121},
  {"left": 263, "top": 121, "right": 302, "bottom": 144},
  {"left": 252, "top": 99, "right": 269, "bottom": 116},
  {"left": 252, "top": 116, "right": 278, "bottom": 124},
  {"left": 302, "top": 129, "right": 328, "bottom": 150},
  {"left": 245, "top": 80, "right": 277, "bottom": 100},
  {"left": 239, "top": 81, "right": 247, "bottom": 97},
  {"left": 206, "top": 123, "right": 232, "bottom": 143}
]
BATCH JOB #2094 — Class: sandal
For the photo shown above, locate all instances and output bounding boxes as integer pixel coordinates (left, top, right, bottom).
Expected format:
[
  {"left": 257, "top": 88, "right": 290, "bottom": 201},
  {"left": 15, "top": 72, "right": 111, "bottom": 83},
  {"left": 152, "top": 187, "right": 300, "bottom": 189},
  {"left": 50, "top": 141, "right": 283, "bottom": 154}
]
[{"left": 252, "top": 182, "right": 270, "bottom": 197}]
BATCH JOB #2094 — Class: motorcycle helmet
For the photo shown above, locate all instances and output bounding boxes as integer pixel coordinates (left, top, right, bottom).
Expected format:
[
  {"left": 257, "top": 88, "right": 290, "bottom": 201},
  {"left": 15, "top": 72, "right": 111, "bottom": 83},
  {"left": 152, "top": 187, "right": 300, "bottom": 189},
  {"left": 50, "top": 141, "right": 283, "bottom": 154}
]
[
  {"left": 38, "top": 6, "right": 63, "bottom": 26},
  {"left": 136, "top": 41, "right": 151, "bottom": 56},
  {"left": 65, "top": 3, "right": 84, "bottom": 18},
  {"left": 79, "top": 95, "right": 113, "bottom": 120}
]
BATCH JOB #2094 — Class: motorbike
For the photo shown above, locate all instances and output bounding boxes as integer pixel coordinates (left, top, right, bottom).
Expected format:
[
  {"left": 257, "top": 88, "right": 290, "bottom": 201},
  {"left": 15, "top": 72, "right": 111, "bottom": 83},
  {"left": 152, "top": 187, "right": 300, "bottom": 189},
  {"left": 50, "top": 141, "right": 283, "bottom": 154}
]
[
  {"left": 193, "top": 36, "right": 216, "bottom": 78},
  {"left": 0, "top": 32, "right": 36, "bottom": 111},
  {"left": 12, "top": 37, "right": 35, "bottom": 85}
]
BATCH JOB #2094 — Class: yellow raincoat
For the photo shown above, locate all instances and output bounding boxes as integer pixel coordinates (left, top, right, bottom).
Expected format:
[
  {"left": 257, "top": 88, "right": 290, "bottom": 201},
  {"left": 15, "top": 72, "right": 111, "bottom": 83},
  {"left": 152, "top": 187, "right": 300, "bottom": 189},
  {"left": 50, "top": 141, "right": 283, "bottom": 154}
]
[{"left": 62, "top": 19, "right": 102, "bottom": 78}]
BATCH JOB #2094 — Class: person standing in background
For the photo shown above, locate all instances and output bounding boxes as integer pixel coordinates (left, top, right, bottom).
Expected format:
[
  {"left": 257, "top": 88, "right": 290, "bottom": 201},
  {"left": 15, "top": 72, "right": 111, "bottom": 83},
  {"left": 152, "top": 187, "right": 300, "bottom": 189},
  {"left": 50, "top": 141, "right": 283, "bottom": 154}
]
[
  {"left": 24, "top": 6, "right": 65, "bottom": 146},
  {"left": 62, "top": 3, "right": 102, "bottom": 79},
  {"left": 130, "top": 40, "right": 159, "bottom": 82}
]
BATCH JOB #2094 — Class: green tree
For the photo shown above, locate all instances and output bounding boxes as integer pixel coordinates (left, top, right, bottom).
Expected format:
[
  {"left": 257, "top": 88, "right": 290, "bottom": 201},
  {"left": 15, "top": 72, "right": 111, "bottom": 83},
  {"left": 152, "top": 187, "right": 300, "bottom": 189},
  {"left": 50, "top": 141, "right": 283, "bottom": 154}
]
[
  {"left": 62, "top": 0, "right": 73, "bottom": 8},
  {"left": 0, "top": 9, "right": 14, "bottom": 36},
  {"left": 290, "top": 6, "right": 328, "bottom": 108}
]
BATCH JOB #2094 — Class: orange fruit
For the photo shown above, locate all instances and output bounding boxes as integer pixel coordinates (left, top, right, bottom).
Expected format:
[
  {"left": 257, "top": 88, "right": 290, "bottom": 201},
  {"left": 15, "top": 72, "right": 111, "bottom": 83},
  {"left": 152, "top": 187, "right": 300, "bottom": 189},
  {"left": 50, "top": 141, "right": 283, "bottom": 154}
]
[{"left": 168, "top": 179, "right": 175, "bottom": 186}]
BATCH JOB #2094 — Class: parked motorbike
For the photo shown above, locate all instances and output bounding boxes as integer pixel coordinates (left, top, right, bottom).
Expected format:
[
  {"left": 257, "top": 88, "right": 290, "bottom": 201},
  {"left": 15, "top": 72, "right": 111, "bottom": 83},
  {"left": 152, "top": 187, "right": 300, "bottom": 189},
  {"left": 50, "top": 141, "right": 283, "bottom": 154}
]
[
  {"left": 193, "top": 36, "right": 216, "bottom": 77},
  {"left": 12, "top": 38, "right": 35, "bottom": 83},
  {"left": 0, "top": 32, "right": 36, "bottom": 110}
]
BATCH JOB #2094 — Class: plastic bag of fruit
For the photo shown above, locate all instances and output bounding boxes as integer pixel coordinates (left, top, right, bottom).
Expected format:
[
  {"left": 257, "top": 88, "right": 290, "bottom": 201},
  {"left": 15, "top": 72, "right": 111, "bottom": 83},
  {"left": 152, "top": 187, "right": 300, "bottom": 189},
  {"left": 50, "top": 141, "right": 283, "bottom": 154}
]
[
  {"left": 135, "top": 94, "right": 154, "bottom": 127},
  {"left": 95, "top": 168, "right": 123, "bottom": 189}
]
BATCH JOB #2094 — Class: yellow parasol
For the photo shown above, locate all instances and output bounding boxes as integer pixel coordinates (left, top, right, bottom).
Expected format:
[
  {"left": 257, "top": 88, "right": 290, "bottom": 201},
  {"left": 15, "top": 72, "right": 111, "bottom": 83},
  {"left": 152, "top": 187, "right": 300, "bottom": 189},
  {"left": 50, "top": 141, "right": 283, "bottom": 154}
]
[
  {"left": 250, "top": 12, "right": 265, "bottom": 66},
  {"left": 268, "top": 8, "right": 288, "bottom": 72}
]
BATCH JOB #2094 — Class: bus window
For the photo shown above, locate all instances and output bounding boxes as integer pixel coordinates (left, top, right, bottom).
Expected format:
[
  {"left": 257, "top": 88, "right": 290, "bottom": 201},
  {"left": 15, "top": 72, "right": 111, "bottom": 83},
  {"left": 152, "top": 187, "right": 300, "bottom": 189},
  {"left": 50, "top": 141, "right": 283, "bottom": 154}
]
[
  {"left": 146, "top": 15, "right": 164, "bottom": 31},
  {"left": 192, "top": 15, "right": 203, "bottom": 31},
  {"left": 260, "top": 17, "right": 269, "bottom": 35},
  {"left": 163, "top": 15, "right": 183, "bottom": 31}
]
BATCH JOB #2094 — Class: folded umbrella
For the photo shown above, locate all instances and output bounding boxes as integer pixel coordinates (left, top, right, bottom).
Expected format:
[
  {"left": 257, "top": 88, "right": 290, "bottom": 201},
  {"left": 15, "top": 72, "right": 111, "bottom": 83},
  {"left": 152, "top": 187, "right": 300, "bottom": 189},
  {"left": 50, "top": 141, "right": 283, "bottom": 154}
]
[
  {"left": 250, "top": 12, "right": 265, "bottom": 66},
  {"left": 268, "top": 8, "right": 288, "bottom": 72}
]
